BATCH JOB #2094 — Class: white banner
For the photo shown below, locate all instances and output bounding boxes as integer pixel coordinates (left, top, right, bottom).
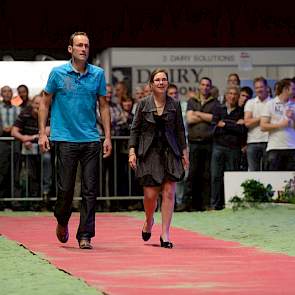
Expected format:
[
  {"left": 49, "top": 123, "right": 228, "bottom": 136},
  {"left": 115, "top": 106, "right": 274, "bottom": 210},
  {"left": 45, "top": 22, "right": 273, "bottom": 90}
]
[
  {"left": 0, "top": 61, "right": 66, "bottom": 96},
  {"left": 110, "top": 48, "right": 295, "bottom": 67}
]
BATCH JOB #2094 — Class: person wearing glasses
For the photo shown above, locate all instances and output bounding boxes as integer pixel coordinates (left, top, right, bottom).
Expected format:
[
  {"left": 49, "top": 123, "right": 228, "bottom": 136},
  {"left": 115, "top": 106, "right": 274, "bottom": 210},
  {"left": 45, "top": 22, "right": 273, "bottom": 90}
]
[{"left": 128, "top": 68, "right": 189, "bottom": 248}]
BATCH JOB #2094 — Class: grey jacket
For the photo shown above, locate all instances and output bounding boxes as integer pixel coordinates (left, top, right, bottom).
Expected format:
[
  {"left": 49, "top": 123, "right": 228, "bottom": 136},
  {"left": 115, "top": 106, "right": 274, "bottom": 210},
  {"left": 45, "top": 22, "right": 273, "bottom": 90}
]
[{"left": 129, "top": 95, "right": 187, "bottom": 158}]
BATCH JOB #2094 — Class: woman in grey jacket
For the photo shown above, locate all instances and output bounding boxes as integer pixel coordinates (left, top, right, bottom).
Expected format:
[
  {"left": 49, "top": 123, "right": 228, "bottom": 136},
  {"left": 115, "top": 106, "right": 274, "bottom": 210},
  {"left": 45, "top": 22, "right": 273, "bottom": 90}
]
[{"left": 129, "top": 68, "right": 189, "bottom": 248}]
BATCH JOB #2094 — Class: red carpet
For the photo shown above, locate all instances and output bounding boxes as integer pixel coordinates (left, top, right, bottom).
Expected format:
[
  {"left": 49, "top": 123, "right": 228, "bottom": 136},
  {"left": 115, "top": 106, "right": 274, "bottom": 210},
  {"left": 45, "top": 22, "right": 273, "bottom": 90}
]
[{"left": 1, "top": 213, "right": 295, "bottom": 294}]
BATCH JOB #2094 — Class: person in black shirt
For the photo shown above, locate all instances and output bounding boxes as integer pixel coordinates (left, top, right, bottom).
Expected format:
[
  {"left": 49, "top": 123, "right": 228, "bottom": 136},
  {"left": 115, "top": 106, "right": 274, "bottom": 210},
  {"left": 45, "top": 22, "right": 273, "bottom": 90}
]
[
  {"left": 210, "top": 85, "right": 247, "bottom": 210},
  {"left": 11, "top": 95, "right": 50, "bottom": 198}
]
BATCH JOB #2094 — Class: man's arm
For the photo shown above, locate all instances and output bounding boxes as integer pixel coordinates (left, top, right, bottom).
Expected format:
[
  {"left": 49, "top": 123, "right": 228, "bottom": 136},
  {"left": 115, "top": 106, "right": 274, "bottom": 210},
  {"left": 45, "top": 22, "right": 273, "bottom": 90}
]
[
  {"left": 260, "top": 116, "right": 290, "bottom": 132},
  {"left": 11, "top": 126, "right": 39, "bottom": 150},
  {"left": 99, "top": 95, "right": 112, "bottom": 158},
  {"left": 38, "top": 91, "right": 52, "bottom": 153},
  {"left": 194, "top": 111, "right": 213, "bottom": 122},
  {"left": 11, "top": 126, "right": 38, "bottom": 143},
  {"left": 186, "top": 110, "right": 202, "bottom": 124},
  {"left": 244, "top": 111, "right": 260, "bottom": 128}
]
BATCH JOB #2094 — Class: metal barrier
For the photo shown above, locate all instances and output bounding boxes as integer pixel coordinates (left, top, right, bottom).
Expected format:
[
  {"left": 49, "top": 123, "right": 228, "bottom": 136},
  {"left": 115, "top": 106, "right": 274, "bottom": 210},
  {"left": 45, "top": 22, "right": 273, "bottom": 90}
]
[{"left": 0, "top": 137, "right": 143, "bottom": 203}]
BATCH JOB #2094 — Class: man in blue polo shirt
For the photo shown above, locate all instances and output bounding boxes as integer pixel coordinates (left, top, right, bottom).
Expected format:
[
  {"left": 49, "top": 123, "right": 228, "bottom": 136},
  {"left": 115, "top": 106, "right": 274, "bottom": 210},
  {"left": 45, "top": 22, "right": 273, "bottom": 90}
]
[{"left": 38, "top": 32, "right": 112, "bottom": 249}]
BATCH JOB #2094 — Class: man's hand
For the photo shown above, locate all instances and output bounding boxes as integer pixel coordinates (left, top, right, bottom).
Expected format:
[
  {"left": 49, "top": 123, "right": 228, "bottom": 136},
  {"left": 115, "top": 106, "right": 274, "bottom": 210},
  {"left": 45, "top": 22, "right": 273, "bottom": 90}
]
[
  {"left": 22, "top": 134, "right": 37, "bottom": 143},
  {"left": 24, "top": 141, "right": 33, "bottom": 149},
  {"left": 286, "top": 109, "right": 294, "bottom": 119},
  {"left": 280, "top": 118, "right": 291, "bottom": 128},
  {"left": 103, "top": 138, "right": 112, "bottom": 158},
  {"left": 38, "top": 133, "right": 50, "bottom": 153},
  {"left": 217, "top": 120, "right": 225, "bottom": 127},
  {"left": 237, "top": 119, "right": 244, "bottom": 125}
]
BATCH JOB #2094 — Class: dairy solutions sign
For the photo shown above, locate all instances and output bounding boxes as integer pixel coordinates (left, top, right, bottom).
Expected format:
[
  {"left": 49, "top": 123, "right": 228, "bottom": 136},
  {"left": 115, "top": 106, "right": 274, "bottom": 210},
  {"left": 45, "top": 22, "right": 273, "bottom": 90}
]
[
  {"left": 162, "top": 54, "right": 235, "bottom": 64},
  {"left": 110, "top": 48, "right": 295, "bottom": 67},
  {"left": 111, "top": 49, "right": 237, "bottom": 67}
]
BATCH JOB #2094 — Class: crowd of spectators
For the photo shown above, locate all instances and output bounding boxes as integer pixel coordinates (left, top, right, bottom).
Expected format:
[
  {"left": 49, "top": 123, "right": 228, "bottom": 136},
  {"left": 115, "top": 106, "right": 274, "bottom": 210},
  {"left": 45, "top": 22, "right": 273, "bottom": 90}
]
[
  {"left": 1, "top": 74, "right": 295, "bottom": 211},
  {"left": 175, "top": 74, "right": 295, "bottom": 211}
]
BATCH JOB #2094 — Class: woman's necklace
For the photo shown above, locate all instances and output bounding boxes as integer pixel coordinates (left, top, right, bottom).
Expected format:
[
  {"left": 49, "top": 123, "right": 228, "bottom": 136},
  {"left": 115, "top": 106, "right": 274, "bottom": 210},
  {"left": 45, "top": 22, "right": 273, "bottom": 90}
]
[{"left": 154, "top": 96, "right": 166, "bottom": 113}]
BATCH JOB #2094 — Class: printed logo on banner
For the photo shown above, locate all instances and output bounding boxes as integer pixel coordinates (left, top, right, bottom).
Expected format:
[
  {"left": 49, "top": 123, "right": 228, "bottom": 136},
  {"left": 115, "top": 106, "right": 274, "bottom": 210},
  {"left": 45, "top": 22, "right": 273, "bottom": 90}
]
[
  {"left": 132, "top": 67, "right": 203, "bottom": 97},
  {"left": 238, "top": 52, "right": 253, "bottom": 71}
]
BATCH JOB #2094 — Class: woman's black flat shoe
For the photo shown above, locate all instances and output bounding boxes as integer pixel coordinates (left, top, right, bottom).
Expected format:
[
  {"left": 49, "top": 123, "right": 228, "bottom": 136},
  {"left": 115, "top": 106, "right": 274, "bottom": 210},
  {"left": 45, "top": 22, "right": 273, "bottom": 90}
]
[
  {"left": 160, "top": 236, "right": 173, "bottom": 248},
  {"left": 141, "top": 218, "right": 154, "bottom": 241},
  {"left": 142, "top": 231, "right": 151, "bottom": 241}
]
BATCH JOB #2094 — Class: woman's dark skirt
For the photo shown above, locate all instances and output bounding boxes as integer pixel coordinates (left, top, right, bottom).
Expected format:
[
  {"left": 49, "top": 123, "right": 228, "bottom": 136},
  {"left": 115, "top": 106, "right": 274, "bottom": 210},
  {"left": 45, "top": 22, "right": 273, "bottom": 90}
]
[{"left": 135, "top": 145, "right": 184, "bottom": 187}]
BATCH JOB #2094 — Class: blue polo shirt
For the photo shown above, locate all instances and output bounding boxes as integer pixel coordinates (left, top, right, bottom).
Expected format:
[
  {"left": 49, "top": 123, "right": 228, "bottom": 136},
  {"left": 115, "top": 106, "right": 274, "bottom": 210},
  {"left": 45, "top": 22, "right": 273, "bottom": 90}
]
[{"left": 44, "top": 61, "right": 106, "bottom": 142}]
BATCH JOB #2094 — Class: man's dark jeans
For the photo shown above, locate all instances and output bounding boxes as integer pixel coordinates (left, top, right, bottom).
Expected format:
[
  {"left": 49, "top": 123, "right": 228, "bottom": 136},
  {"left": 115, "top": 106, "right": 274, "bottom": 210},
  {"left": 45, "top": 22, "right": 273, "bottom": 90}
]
[
  {"left": 211, "top": 144, "right": 240, "bottom": 210},
  {"left": 54, "top": 141, "right": 100, "bottom": 241},
  {"left": 186, "top": 141, "right": 212, "bottom": 211},
  {"left": 267, "top": 149, "right": 295, "bottom": 171},
  {"left": 247, "top": 142, "right": 267, "bottom": 171}
]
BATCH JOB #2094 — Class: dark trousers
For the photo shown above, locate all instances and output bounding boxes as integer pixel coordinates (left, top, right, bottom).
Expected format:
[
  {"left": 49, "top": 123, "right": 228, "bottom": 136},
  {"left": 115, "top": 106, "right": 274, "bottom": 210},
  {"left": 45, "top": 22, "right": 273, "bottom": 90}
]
[
  {"left": 211, "top": 144, "right": 241, "bottom": 210},
  {"left": 267, "top": 149, "right": 295, "bottom": 171},
  {"left": 247, "top": 142, "right": 267, "bottom": 171},
  {"left": 26, "top": 155, "right": 41, "bottom": 197},
  {"left": 54, "top": 141, "right": 100, "bottom": 241},
  {"left": 0, "top": 141, "right": 11, "bottom": 197},
  {"left": 187, "top": 141, "right": 212, "bottom": 211},
  {"left": 0, "top": 140, "right": 20, "bottom": 198}
]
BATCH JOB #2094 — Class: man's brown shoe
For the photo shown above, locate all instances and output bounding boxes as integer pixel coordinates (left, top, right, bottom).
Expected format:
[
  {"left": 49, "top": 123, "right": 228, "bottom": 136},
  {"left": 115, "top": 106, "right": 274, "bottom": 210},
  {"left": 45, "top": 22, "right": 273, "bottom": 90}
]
[
  {"left": 79, "top": 239, "right": 93, "bottom": 249},
  {"left": 56, "top": 224, "right": 69, "bottom": 243}
]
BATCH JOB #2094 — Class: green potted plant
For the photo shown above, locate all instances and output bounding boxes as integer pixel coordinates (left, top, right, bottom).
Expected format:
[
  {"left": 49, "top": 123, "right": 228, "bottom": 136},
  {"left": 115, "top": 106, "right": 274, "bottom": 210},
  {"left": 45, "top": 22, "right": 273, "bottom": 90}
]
[{"left": 229, "top": 179, "right": 274, "bottom": 211}]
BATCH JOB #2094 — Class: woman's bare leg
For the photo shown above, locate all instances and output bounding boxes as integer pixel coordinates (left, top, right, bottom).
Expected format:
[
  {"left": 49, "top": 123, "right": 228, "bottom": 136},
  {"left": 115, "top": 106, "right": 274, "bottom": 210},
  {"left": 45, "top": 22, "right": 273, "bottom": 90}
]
[
  {"left": 161, "top": 180, "right": 176, "bottom": 241},
  {"left": 143, "top": 186, "right": 160, "bottom": 232}
]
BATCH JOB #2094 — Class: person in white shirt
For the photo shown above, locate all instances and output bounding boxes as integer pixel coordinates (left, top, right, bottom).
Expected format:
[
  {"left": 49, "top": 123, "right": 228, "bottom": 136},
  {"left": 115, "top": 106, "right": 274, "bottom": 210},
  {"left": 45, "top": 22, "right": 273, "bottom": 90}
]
[
  {"left": 244, "top": 77, "right": 270, "bottom": 170},
  {"left": 260, "top": 78, "right": 295, "bottom": 170}
]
